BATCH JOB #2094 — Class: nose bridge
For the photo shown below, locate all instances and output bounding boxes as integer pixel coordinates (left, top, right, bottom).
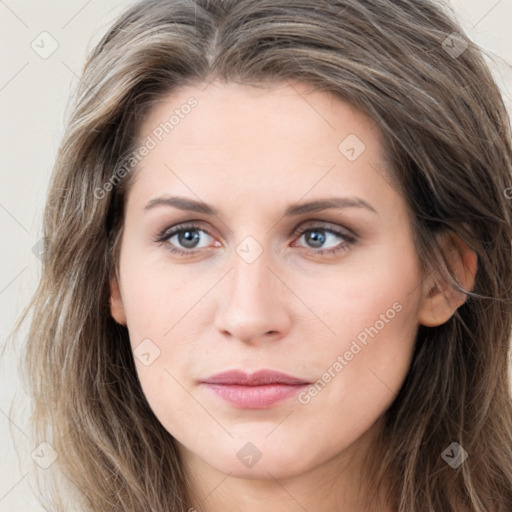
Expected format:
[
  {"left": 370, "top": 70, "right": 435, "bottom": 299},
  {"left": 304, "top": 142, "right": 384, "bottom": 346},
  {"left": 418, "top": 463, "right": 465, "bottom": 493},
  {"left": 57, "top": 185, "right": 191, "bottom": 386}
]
[
  {"left": 229, "top": 242, "right": 277, "bottom": 315},
  {"left": 232, "top": 246, "right": 270, "bottom": 302}
]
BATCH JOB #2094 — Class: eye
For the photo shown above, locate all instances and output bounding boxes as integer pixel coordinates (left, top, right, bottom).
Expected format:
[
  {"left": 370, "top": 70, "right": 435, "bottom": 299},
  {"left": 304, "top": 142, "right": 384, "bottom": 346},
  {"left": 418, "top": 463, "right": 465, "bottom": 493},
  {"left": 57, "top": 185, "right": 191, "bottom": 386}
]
[
  {"left": 154, "top": 223, "right": 217, "bottom": 255},
  {"left": 291, "top": 225, "right": 356, "bottom": 256}
]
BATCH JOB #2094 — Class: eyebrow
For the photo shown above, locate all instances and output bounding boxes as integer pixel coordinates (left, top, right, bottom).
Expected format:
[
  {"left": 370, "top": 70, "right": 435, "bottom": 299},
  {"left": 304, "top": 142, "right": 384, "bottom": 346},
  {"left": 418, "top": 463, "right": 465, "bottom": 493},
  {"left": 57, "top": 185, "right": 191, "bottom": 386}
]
[{"left": 144, "top": 195, "right": 378, "bottom": 215}]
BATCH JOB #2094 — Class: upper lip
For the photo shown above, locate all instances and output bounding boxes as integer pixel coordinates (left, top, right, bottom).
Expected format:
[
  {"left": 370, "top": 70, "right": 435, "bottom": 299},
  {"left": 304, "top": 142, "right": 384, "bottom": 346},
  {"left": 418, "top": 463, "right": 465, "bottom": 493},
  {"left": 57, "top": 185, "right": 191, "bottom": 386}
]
[{"left": 201, "top": 369, "right": 310, "bottom": 386}]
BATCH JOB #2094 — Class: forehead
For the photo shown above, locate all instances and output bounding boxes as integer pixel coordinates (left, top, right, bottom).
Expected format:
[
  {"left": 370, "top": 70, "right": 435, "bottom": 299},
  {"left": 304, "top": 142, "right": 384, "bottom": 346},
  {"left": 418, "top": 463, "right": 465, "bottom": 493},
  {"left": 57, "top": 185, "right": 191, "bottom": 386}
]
[
  {"left": 127, "top": 80, "right": 395, "bottom": 213},
  {"left": 138, "top": 80, "right": 382, "bottom": 152}
]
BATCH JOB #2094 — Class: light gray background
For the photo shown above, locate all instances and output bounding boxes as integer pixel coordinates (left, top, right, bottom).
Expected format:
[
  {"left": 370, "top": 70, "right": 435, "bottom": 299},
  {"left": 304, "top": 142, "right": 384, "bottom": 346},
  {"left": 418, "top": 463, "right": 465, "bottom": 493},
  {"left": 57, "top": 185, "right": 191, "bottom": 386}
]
[{"left": 1, "top": 0, "right": 511, "bottom": 510}]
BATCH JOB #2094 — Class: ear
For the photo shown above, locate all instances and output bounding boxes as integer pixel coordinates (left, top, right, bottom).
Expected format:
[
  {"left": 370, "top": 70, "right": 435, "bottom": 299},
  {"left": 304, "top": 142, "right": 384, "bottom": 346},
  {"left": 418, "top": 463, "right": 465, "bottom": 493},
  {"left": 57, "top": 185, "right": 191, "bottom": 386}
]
[
  {"left": 418, "top": 231, "right": 478, "bottom": 327},
  {"left": 110, "top": 274, "right": 127, "bottom": 326}
]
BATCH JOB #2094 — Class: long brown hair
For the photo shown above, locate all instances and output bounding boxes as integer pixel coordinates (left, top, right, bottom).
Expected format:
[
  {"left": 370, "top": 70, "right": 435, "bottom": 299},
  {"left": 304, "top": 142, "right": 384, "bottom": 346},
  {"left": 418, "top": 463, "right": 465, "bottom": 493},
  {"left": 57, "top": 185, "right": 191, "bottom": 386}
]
[{"left": 19, "top": 0, "right": 512, "bottom": 510}]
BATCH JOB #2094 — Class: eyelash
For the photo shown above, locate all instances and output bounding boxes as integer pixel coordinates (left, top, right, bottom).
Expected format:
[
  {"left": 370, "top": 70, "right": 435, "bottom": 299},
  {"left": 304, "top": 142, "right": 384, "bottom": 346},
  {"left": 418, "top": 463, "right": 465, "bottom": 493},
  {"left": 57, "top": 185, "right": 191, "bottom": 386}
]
[{"left": 154, "top": 222, "right": 357, "bottom": 257}]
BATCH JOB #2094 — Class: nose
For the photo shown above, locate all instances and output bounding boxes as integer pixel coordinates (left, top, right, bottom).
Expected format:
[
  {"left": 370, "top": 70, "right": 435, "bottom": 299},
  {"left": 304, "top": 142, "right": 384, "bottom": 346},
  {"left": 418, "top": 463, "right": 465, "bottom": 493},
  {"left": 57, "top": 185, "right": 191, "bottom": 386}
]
[{"left": 213, "top": 248, "right": 292, "bottom": 345}]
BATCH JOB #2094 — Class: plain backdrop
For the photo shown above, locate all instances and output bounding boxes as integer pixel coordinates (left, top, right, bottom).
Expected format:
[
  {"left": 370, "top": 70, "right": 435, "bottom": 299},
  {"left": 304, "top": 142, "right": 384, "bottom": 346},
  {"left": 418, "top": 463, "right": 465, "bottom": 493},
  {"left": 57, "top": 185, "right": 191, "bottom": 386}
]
[{"left": 0, "top": 0, "right": 511, "bottom": 510}]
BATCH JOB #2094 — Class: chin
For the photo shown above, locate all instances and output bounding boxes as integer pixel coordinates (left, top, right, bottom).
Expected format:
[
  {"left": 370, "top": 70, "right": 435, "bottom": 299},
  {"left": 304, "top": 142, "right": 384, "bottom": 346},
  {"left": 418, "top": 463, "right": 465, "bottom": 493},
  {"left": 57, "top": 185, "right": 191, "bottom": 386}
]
[{"left": 188, "top": 436, "right": 321, "bottom": 480}]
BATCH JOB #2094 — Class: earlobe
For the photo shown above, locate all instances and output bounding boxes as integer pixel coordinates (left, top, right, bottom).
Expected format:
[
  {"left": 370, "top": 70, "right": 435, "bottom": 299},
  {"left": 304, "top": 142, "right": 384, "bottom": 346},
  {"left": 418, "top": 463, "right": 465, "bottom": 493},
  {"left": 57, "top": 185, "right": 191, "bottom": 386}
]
[
  {"left": 109, "top": 275, "right": 127, "bottom": 326},
  {"left": 418, "top": 232, "right": 477, "bottom": 328}
]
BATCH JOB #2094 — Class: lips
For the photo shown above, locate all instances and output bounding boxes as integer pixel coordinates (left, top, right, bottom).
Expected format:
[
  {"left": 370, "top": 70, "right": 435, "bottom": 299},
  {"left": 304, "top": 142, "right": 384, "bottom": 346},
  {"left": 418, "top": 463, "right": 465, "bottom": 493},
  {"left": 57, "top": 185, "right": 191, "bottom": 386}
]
[{"left": 201, "top": 369, "right": 311, "bottom": 409}]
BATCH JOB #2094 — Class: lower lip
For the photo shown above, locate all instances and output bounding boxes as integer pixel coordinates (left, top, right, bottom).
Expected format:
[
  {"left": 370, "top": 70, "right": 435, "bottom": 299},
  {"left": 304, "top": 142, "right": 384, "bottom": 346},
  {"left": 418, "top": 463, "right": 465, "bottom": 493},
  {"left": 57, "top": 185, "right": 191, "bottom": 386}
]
[{"left": 203, "top": 383, "right": 309, "bottom": 408}]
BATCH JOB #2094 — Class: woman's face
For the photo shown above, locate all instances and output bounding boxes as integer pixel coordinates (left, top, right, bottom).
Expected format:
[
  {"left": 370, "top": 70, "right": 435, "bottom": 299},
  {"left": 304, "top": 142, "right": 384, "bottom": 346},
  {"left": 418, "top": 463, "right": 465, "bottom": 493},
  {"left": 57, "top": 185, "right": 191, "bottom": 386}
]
[{"left": 110, "top": 80, "right": 438, "bottom": 484}]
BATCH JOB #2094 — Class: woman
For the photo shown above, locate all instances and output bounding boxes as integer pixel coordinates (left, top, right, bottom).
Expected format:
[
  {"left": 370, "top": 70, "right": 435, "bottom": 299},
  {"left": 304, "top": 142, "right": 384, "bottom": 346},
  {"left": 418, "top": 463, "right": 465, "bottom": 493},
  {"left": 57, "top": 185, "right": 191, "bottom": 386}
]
[{"left": 21, "top": 0, "right": 512, "bottom": 510}]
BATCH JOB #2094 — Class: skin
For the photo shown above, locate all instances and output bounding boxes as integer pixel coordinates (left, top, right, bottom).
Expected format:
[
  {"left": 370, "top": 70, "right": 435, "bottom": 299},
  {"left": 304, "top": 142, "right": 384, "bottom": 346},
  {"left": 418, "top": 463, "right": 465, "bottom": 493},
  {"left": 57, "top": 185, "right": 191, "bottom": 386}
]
[{"left": 110, "top": 80, "right": 477, "bottom": 512}]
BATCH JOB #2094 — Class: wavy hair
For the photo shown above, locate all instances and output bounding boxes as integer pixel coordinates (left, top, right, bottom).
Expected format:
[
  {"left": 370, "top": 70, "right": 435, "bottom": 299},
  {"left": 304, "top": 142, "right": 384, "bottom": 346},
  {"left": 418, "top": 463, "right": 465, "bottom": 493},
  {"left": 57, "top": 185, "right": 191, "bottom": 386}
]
[{"left": 18, "top": 0, "right": 512, "bottom": 510}]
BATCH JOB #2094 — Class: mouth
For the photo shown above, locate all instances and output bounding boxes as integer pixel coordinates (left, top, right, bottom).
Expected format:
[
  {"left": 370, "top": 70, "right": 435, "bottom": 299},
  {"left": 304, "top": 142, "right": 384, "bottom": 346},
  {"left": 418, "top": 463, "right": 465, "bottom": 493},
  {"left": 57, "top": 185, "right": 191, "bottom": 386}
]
[{"left": 200, "top": 369, "right": 311, "bottom": 409}]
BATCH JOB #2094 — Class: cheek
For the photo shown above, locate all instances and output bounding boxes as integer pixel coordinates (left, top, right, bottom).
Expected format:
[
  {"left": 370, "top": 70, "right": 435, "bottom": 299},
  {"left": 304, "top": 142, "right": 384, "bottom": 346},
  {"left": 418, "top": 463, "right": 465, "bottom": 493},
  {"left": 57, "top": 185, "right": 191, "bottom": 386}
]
[
  {"left": 118, "top": 242, "right": 204, "bottom": 343},
  {"left": 302, "top": 234, "right": 421, "bottom": 347},
  {"left": 323, "top": 302, "right": 417, "bottom": 402},
  {"left": 117, "top": 245, "right": 215, "bottom": 408}
]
